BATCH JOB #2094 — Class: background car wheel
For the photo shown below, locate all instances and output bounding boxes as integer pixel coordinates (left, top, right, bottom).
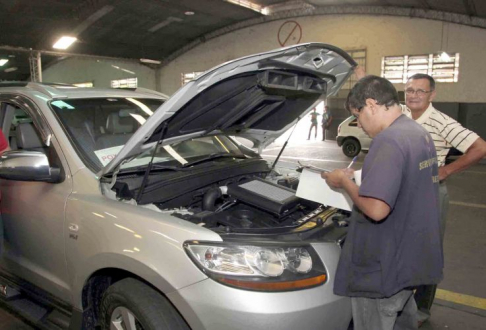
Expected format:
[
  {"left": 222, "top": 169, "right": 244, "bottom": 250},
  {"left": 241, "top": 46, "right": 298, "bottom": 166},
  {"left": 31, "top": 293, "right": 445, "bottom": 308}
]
[
  {"left": 342, "top": 139, "right": 361, "bottom": 157},
  {"left": 100, "top": 278, "right": 189, "bottom": 330}
]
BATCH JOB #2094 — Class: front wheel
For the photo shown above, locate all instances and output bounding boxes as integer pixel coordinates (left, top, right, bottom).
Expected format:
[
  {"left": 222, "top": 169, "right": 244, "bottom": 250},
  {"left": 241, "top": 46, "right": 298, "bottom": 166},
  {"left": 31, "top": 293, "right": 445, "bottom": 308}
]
[
  {"left": 100, "top": 278, "right": 189, "bottom": 330},
  {"left": 342, "top": 139, "right": 361, "bottom": 157}
]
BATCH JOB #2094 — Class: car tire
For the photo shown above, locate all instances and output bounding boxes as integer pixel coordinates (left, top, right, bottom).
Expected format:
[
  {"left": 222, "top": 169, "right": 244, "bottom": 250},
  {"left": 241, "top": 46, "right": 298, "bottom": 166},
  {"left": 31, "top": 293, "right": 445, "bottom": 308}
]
[
  {"left": 100, "top": 278, "right": 189, "bottom": 330},
  {"left": 342, "top": 139, "right": 361, "bottom": 157}
]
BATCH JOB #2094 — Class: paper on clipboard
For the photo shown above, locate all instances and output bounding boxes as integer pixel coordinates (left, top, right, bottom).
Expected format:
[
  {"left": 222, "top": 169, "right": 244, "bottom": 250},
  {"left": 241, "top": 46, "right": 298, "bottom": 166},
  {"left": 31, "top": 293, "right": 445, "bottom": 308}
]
[{"left": 296, "top": 168, "right": 354, "bottom": 211}]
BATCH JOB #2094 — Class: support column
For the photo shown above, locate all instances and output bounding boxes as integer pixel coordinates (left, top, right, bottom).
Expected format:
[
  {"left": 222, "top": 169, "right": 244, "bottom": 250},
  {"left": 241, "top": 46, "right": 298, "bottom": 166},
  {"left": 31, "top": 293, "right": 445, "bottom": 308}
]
[{"left": 29, "top": 51, "right": 42, "bottom": 82}]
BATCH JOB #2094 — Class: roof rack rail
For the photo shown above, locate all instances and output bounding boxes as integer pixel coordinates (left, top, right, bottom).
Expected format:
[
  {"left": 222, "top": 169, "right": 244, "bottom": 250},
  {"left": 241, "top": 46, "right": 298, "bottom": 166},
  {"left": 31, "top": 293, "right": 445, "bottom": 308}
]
[
  {"left": 24, "top": 82, "right": 69, "bottom": 99},
  {"left": 0, "top": 81, "right": 70, "bottom": 99},
  {"left": 134, "top": 87, "right": 169, "bottom": 99},
  {"left": 0, "top": 81, "right": 29, "bottom": 88}
]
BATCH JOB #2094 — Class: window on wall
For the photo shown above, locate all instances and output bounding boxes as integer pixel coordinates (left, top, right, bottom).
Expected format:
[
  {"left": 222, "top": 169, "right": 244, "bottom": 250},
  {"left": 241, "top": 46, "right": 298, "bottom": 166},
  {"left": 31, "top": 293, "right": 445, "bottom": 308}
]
[
  {"left": 341, "top": 49, "right": 366, "bottom": 90},
  {"left": 111, "top": 77, "right": 138, "bottom": 88},
  {"left": 73, "top": 82, "right": 94, "bottom": 88},
  {"left": 181, "top": 71, "right": 204, "bottom": 86},
  {"left": 382, "top": 53, "right": 459, "bottom": 83}
]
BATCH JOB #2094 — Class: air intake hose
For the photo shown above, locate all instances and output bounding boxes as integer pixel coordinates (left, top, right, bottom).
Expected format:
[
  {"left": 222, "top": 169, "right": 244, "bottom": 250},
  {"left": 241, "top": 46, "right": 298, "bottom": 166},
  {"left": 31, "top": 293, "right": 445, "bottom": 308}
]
[{"left": 202, "top": 187, "right": 223, "bottom": 211}]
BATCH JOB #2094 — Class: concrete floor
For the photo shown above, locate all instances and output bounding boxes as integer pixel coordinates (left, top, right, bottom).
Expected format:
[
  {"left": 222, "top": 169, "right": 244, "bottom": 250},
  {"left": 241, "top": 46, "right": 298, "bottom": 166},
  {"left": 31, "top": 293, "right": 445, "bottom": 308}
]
[{"left": 1, "top": 137, "right": 485, "bottom": 329}]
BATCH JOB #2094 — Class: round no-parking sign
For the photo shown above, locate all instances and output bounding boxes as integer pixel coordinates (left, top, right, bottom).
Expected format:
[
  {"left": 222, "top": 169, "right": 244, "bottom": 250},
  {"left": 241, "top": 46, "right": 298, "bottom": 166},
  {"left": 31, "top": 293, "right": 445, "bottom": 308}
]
[{"left": 277, "top": 20, "right": 302, "bottom": 47}]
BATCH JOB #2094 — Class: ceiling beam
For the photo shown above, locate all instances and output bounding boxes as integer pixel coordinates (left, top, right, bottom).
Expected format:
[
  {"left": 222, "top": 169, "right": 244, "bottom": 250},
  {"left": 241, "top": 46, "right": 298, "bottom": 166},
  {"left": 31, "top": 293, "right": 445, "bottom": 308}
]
[
  {"left": 163, "top": 5, "right": 486, "bottom": 66},
  {"left": 0, "top": 45, "right": 138, "bottom": 63}
]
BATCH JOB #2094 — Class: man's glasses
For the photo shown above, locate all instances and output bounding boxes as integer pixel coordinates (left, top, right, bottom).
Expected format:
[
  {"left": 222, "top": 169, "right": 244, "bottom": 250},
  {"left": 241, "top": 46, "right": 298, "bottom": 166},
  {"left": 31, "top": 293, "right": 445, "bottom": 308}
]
[
  {"left": 405, "top": 89, "right": 432, "bottom": 96},
  {"left": 351, "top": 109, "right": 361, "bottom": 119}
]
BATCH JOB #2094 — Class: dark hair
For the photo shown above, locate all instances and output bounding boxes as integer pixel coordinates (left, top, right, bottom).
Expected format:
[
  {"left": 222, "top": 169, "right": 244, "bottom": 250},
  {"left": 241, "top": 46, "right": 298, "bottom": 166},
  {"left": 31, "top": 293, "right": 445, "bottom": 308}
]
[
  {"left": 345, "top": 75, "right": 399, "bottom": 112},
  {"left": 408, "top": 73, "right": 436, "bottom": 91}
]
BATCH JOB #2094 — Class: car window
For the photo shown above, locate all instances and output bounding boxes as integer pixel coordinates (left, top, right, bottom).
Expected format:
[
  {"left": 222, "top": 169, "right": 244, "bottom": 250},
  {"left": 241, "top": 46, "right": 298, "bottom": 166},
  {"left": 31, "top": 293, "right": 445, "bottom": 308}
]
[
  {"left": 120, "top": 135, "right": 245, "bottom": 170},
  {"left": 50, "top": 98, "right": 164, "bottom": 172},
  {"left": 5, "top": 105, "right": 39, "bottom": 151},
  {"left": 349, "top": 118, "right": 358, "bottom": 127}
]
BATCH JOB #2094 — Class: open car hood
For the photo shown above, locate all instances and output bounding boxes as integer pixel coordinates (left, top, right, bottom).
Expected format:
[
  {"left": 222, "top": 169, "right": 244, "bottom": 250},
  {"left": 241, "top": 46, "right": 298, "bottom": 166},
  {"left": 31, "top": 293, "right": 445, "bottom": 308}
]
[{"left": 99, "top": 43, "right": 356, "bottom": 177}]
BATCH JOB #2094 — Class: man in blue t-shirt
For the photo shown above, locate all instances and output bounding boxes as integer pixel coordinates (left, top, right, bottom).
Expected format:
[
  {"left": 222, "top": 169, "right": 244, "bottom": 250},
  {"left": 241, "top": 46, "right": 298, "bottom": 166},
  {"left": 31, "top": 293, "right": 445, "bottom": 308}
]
[{"left": 322, "top": 76, "right": 443, "bottom": 330}]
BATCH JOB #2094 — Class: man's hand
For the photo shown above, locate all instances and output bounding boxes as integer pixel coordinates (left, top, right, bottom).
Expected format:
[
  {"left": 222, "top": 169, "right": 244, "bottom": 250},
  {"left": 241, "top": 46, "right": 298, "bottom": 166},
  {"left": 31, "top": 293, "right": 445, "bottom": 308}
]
[
  {"left": 321, "top": 168, "right": 354, "bottom": 188},
  {"left": 438, "top": 166, "right": 449, "bottom": 181},
  {"left": 439, "top": 138, "right": 486, "bottom": 181},
  {"left": 322, "top": 168, "right": 390, "bottom": 221}
]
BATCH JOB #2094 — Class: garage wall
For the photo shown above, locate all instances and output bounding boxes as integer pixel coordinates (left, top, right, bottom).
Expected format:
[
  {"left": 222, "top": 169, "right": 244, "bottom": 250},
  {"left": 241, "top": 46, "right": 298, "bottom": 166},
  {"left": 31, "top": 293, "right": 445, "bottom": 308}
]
[
  {"left": 158, "top": 15, "right": 485, "bottom": 102},
  {"left": 42, "top": 57, "right": 157, "bottom": 89}
]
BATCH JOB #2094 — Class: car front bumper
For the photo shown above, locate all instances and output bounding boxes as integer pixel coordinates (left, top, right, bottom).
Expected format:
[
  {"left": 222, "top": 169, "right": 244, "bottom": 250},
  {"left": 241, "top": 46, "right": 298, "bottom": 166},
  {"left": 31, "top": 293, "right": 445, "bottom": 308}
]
[
  {"left": 336, "top": 136, "right": 345, "bottom": 146},
  {"left": 168, "top": 242, "right": 351, "bottom": 330}
]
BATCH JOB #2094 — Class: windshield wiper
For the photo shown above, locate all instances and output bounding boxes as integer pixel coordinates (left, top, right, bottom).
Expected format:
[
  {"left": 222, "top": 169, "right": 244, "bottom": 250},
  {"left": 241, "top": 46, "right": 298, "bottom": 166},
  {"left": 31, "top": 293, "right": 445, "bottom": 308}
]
[
  {"left": 182, "top": 153, "right": 247, "bottom": 168},
  {"left": 117, "top": 164, "right": 183, "bottom": 175}
]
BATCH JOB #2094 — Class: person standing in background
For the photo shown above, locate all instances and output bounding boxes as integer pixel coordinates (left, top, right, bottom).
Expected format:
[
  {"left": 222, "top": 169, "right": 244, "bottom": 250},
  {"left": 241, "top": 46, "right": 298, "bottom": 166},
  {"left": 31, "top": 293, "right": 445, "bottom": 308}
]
[
  {"left": 307, "top": 108, "right": 320, "bottom": 140},
  {"left": 322, "top": 105, "right": 333, "bottom": 141}
]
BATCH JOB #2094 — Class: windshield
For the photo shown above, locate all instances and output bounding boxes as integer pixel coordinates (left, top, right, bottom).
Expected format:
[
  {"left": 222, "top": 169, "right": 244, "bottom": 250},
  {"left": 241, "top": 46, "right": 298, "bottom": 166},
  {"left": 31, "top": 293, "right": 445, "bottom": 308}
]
[
  {"left": 51, "top": 97, "right": 164, "bottom": 171},
  {"left": 120, "top": 135, "right": 246, "bottom": 170}
]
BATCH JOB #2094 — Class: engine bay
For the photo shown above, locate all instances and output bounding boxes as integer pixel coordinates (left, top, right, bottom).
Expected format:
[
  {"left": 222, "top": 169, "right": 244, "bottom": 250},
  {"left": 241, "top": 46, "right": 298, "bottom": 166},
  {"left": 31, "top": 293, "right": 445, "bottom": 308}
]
[
  {"left": 109, "top": 158, "right": 335, "bottom": 234},
  {"left": 171, "top": 176, "right": 323, "bottom": 232}
]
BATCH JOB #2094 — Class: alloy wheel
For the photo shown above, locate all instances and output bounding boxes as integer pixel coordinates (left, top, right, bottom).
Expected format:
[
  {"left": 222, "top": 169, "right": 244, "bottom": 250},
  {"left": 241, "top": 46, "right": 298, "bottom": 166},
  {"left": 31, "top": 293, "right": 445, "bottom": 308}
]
[{"left": 110, "top": 306, "right": 143, "bottom": 330}]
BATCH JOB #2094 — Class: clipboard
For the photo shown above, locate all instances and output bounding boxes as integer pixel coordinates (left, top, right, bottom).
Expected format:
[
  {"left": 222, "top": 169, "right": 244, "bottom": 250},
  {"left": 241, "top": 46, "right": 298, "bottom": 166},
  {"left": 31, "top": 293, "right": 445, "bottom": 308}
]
[{"left": 296, "top": 168, "right": 354, "bottom": 211}]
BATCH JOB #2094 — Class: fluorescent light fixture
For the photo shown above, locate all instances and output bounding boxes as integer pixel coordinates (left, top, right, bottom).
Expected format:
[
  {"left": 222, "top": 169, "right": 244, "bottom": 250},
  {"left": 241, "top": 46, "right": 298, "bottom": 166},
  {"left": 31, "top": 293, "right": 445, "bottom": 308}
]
[
  {"left": 0, "top": 59, "right": 8, "bottom": 66},
  {"left": 224, "top": 0, "right": 265, "bottom": 14},
  {"left": 261, "top": 1, "right": 315, "bottom": 15},
  {"left": 184, "top": 11, "right": 195, "bottom": 15},
  {"left": 140, "top": 58, "right": 161, "bottom": 65},
  {"left": 4, "top": 67, "right": 17, "bottom": 72},
  {"left": 53, "top": 36, "right": 77, "bottom": 50}
]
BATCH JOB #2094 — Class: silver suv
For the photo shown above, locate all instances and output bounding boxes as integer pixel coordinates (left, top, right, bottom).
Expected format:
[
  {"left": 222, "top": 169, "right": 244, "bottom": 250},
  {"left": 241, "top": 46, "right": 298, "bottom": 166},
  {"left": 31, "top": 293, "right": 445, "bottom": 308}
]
[{"left": 0, "top": 44, "right": 355, "bottom": 330}]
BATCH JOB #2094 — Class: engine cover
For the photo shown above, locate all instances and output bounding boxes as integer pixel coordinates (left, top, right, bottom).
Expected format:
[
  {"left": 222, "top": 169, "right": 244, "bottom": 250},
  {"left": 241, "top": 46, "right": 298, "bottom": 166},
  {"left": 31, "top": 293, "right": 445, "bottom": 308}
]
[{"left": 227, "top": 178, "right": 300, "bottom": 216}]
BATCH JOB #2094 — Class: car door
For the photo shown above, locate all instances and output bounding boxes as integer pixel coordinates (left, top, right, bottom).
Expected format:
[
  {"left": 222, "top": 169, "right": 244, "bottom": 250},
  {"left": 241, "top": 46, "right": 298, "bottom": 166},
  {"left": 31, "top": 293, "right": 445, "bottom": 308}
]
[{"left": 0, "top": 99, "right": 73, "bottom": 302}]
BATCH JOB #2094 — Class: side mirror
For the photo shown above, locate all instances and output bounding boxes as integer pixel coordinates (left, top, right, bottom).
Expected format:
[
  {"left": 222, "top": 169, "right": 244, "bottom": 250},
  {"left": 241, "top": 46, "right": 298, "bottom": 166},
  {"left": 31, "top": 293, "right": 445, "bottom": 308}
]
[{"left": 0, "top": 151, "right": 61, "bottom": 183}]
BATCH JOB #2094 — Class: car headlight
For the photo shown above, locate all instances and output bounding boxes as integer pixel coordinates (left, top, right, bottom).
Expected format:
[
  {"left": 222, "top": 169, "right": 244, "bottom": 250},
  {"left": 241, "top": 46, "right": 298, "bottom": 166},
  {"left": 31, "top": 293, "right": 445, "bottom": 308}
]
[{"left": 184, "top": 241, "right": 327, "bottom": 291}]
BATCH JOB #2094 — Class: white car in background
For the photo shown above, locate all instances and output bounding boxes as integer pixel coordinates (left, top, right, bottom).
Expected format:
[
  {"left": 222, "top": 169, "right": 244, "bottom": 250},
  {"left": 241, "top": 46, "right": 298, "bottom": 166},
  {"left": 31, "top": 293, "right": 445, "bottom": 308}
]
[{"left": 336, "top": 116, "right": 371, "bottom": 157}]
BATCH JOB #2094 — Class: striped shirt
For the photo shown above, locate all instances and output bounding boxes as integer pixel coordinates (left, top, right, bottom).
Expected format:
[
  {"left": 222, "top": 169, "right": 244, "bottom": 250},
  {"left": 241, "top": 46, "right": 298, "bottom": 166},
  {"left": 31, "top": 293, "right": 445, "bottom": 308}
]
[{"left": 402, "top": 103, "right": 479, "bottom": 167}]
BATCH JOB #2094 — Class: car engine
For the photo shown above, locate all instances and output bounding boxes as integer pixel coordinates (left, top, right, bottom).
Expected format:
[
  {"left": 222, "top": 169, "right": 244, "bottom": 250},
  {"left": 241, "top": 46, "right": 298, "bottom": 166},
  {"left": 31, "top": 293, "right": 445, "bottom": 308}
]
[
  {"left": 110, "top": 159, "right": 326, "bottom": 233},
  {"left": 168, "top": 176, "right": 324, "bottom": 231}
]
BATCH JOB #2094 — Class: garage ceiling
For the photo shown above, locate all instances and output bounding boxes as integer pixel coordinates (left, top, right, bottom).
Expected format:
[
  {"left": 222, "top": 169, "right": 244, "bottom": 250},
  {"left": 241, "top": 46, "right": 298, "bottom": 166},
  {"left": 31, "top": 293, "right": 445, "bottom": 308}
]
[{"left": 1, "top": 0, "right": 485, "bottom": 81}]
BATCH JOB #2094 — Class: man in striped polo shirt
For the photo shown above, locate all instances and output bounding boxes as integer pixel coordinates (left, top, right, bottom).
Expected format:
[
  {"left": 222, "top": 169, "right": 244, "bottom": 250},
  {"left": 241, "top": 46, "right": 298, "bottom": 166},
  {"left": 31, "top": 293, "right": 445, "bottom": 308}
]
[{"left": 404, "top": 73, "right": 486, "bottom": 324}]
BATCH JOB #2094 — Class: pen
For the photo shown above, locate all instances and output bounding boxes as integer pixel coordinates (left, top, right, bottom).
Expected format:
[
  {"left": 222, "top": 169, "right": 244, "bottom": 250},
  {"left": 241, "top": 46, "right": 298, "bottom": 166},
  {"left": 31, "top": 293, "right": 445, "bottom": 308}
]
[{"left": 347, "top": 156, "right": 358, "bottom": 169}]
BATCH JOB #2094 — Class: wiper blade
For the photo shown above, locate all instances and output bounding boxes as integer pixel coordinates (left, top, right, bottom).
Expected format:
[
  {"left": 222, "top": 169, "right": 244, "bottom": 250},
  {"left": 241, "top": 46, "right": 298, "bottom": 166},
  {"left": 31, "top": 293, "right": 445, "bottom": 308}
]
[
  {"left": 182, "top": 153, "right": 247, "bottom": 168},
  {"left": 151, "top": 164, "right": 191, "bottom": 171},
  {"left": 118, "top": 164, "right": 182, "bottom": 175}
]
